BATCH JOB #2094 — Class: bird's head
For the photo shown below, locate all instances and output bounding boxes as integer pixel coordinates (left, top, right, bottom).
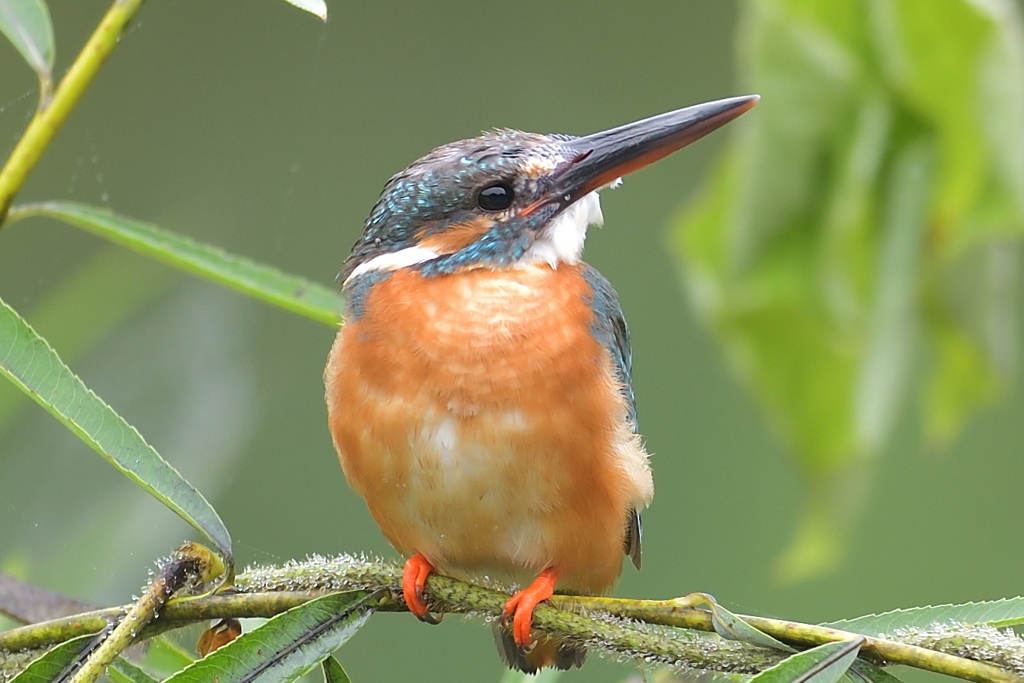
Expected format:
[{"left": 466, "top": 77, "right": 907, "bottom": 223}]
[{"left": 341, "top": 95, "right": 758, "bottom": 285}]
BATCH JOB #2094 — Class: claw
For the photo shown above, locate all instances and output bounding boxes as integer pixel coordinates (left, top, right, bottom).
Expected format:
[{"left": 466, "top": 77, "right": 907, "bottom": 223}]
[
  {"left": 502, "top": 567, "right": 559, "bottom": 647},
  {"left": 402, "top": 553, "right": 442, "bottom": 624}
]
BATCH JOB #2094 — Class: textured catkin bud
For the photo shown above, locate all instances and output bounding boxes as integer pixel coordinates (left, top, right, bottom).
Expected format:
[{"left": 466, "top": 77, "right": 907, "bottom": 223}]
[
  {"left": 237, "top": 553, "right": 402, "bottom": 593},
  {"left": 891, "top": 623, "right": 1024, "bottom": 676}
]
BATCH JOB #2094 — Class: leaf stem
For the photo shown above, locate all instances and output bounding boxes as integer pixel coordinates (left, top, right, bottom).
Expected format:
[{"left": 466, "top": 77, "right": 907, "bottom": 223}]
[{"left": 0, "top": 0, "right": 146, "bottom": 222}]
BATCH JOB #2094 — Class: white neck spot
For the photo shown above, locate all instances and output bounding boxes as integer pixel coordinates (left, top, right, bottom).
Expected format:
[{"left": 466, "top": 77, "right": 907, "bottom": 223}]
[
  {"left": 344, "top": 245, "right": 440, "bottom": 284},
  {"left": 517, "top": 190, "right": 605, "bottom": 268}
]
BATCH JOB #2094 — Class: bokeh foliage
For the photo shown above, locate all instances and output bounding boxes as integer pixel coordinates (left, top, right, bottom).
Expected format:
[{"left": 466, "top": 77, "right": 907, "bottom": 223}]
[{"left": 674, "top": 0, "right": 1024, "bottom": 581}]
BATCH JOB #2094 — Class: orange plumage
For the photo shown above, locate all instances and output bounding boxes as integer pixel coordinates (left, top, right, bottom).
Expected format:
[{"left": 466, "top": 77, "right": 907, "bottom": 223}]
[{"left": 325, "top": 264, "right": 652, "bottom": 594}]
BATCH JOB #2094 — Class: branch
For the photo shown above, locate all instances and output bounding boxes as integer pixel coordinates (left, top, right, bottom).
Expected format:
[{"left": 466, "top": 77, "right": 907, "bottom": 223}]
[
  {"left": 1, "top": 555, "right": 1021, "bottom": 683},
  {"left": 66, "top": 543, "right": 219, "bottom": 683}
]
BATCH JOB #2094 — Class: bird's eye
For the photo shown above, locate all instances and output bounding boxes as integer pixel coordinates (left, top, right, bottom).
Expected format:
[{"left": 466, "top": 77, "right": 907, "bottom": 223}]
[{"left": 476, "top": 183, "right": 514, "bottom": 211}]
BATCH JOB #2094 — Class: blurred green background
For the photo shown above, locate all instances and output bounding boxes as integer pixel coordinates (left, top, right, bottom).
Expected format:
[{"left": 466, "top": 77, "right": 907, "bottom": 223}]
[{"left": 1, "top": 1, "right": 1022, "bottom": 681}]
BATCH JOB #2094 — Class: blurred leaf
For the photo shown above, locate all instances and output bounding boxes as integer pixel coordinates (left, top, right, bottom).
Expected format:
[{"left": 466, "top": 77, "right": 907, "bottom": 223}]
[
  {"left": 924, "top": 242, "right": 1016, "bottom": 442},
  {"left": 747, "top": 638, "right": 863, "bottom": 683},
  {"left": 165, "top": 590, "right": 378, "bottom": 683},
  {"left": 771, "top": 470, "right": 869, "bottom": 583},
  {"left": 10, "top": 201, "right": 345, "bottom": 326},
  {"left": 0, "top": 247, "right": 172, "bottom": 436},
  {"left": 279, "top": 0, "right": 327, "bottom": 21},
  {"left": 675, "top": 0, "right": 1024, "bottom": 581},
  {"left": 0, "top": 0, "right": 54, "bottom": 84},
  {"left": 0, "top": 295, "right": 233, "bottom": 564},
  {"left": 852, "top": 143, "right": 931, "bottom": 455},
  {"left": 0, "top": 571, "right": 94, "bottom": 623},
  {"left": 7, "top": 634, "right": 93, "bottom": 683},
  {"left": 321, "top": 655, "right": 351, "bottom": 683},
  {"left": 824, "top": 597, "right": 1024, "bottom": 636}
]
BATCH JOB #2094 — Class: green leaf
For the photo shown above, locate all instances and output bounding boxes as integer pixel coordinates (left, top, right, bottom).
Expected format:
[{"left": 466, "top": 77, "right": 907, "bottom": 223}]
[
  {"left": 675, "top": 0, "right": 1024, "bottom": 582},
  {"left": 143, "top": 636, "right": 197, "bottom": 676},
  {"left": 707, "top": 598, "right": 795, "bottom": 653},
  {"left": 748, "top": 638, "right": 863, "bottom": 683},
  {"left": 165, "top": 590, "right": 379, "bottom": 683},
  {"left": 0, "top": 247, "right": 172, "bottom": 435},
  {"left": 824, "top": 597, "right": 1024, "bottom": 636},
  {"left": 108, "top": 657, "right": 160, "bottom": 683},
  {"left": 0, "top": 295, "right": 232, "bottom": 564},
  {"left": 279, "top": 0, "right": 327, "bottom": 21},
  {"left": 852, "top": 142, "right": 931, "bottom": 454},
  {"left": 8, "top": 634, "right": 94, "bottom": 683},
  {"left": 848, "top": 660, "right": 906, "bottom": 683},
  {"left": 10, "top": 202, "right": 345, "bottom": 326},
  {"left": 0, "top": 0, "right": 54, "bottom": 82},
  {"left": 320, "top": 656, "right": 351, "bottom": 683}
]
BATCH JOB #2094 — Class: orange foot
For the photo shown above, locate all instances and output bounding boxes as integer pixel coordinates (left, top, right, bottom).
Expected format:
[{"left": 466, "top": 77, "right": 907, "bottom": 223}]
[
  {"left": 402, "top": 553, "right": 440, "bottom": 623},
  {"left": 502, "top": 567, "right": 560, "bottom": 647}
]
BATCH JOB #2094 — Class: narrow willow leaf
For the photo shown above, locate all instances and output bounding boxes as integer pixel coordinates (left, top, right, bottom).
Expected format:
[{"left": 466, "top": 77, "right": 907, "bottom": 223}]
[
  {"left": 279, "top": 0, "right": 327, "bottom": 21},
  {"left": 11, "top": 202, "right": 345, "bottom": 326},
  {"left": 320, "top": 656, "right": 351, "bottom": 683},
  {"left": 108, "top": 657, "right": 160, "bottom": 683},
  {"left": 848, "top": 660, "right": 905, "bottom": 683},
  {"left": 0, "top": 296, "right": 232, "bottom": 563},
  {"left": 749, "top": 638, "right": 863, "bottom": 683},
  {"left": 143, "top": 637, "right": 196, "bottom": 675},
  {"left": 0, "top": 0, "right": 54, "bottom": 80},
  {"left": 8, "top": 634, "right": 94, "bottom": 683},
  {"left": 824, "top": 597, "right": 1024, "bottom": 636},
  {"left": 707, "top": 599, "right": 795, "bottom": 653},
  {"left": 165, "top": 591, "right": 379, "bottom": 683}
]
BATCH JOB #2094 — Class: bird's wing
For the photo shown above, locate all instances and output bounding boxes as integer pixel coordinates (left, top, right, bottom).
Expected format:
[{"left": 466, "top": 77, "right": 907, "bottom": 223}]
[{"left": 581, "top": 264, "right": 643, "bottom": 570}]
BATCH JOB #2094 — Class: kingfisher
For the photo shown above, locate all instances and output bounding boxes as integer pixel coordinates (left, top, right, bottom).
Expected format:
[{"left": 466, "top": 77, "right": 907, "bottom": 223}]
[{"left": 325, "top": 95, "right": 758, "bottom": 672}]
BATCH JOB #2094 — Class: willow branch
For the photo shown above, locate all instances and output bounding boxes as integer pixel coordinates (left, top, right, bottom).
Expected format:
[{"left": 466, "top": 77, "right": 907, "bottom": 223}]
[
  {"left": 1, "top": 555, "right": 1020, "bottom": 683},
  {"left": 64, "top": 543, "right": 218, "bottom": 683},
  {"left": 549, "top": 595, "right": 1023, "bottom": 683}
]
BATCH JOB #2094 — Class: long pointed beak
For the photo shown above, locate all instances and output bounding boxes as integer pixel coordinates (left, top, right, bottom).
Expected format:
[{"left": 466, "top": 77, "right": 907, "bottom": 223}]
[{"left": 530, "top": 95, "right": 759, "bottom": 215}]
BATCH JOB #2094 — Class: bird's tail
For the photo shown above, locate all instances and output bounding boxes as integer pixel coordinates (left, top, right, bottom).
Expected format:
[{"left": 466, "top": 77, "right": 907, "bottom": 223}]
[{"left": 493, "top": 627, "right": 586, "bottom": 673}]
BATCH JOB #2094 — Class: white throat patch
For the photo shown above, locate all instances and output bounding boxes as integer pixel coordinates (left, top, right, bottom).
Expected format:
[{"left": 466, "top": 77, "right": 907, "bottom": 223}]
[{"left": 518, "top": 190, "right": 606, "bottom": 269}]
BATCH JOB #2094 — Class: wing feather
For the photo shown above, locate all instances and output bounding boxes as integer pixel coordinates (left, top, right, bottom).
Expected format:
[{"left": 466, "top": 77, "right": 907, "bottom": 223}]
[{"left": 581, "top": 264, "right": 643, "bottom": 570}]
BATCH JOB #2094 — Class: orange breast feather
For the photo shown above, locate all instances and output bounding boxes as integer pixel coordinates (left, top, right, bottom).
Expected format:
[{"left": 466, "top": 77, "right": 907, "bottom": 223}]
[{"left": 325, "top": 264, "right": 652, "bottom": 593}]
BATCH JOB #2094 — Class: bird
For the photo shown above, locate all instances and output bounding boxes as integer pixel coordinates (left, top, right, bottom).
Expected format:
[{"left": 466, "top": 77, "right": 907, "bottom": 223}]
[{"left": 324, "top": 95, "right": 758, "bottom": 672}]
